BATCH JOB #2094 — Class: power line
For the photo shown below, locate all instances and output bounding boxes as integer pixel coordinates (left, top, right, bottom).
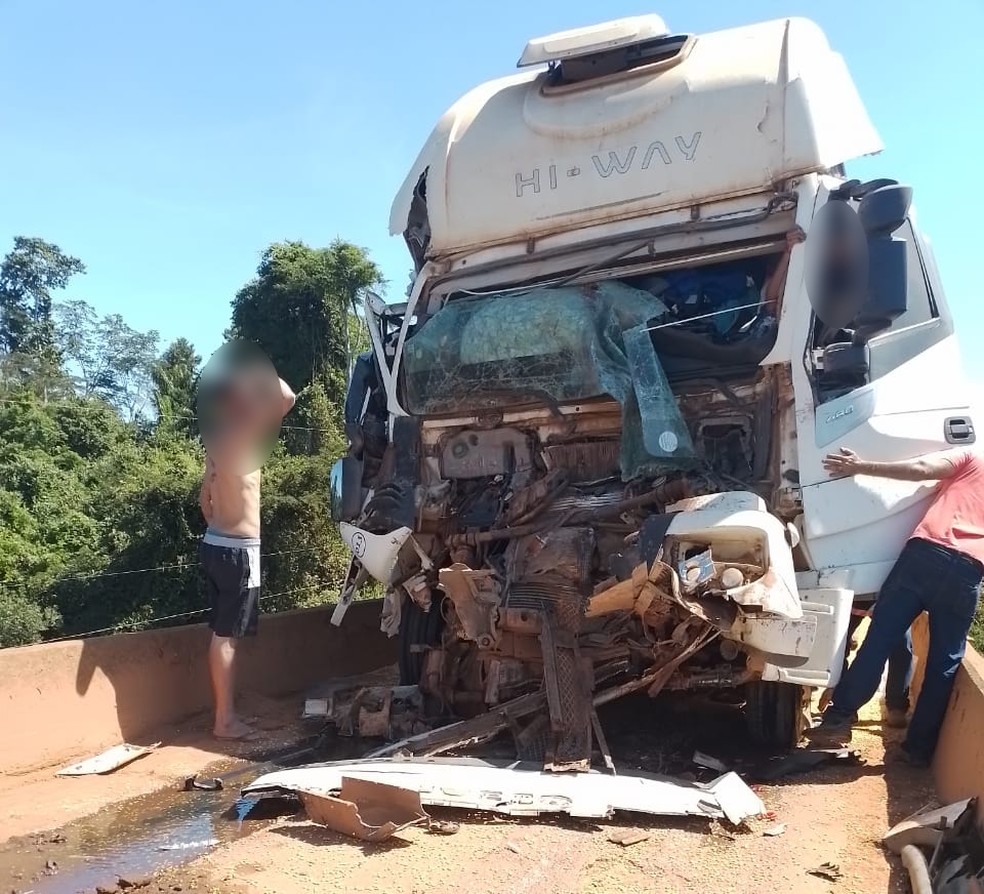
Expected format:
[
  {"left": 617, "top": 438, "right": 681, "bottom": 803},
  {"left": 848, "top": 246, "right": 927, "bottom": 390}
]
[
  {"left": 0, "top": 544, "right": 327, "bottom": 590},
  {"left": 39, "top": 580, "right": 340, "bottom": 644}
]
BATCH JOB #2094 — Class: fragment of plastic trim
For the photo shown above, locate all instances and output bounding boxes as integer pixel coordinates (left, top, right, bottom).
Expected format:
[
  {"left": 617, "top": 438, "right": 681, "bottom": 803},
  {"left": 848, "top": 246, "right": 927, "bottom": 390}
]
[
  {"left": 242, "top": 756, "right": 765, "bottom": 823},
  {"left": 339, "top": 524, "right": 412, "bottom": 584}
]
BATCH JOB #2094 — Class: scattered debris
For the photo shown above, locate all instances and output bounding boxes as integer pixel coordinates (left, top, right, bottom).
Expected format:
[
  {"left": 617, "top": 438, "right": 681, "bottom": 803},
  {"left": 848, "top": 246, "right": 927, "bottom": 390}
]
[
  {"left": 708, "top": 820, "right": 737, "bottom": 841},
  {"left": 591, "top": 710, "right": 616, "bottom": 773},
  {"left": 882, "top": 798, "right": 971, "bottom": 855},
  {"left": 692, "top": 751, "right": 730, "bottom": 774},
  {"left": 299, "top": 777, "right": 430, "bottom": 843},
  {"left": 183, "top": 775, "right": 223, "bottom": 792},
  {"left": 303, "top": 698, "right": 330, "bottom": 718},
  {"left": 32, "top": 831, "right": 67, "bottom": 846},
  {"left": 753, "top": 747, "right": 862, "bottom": 781},
  {"left": 426, "top": 819, "right": 460, "bottom": 835},
  {"left": 243, "top": 756, "right": 766, "bottom": 824},
  {"left": 762, "top": 823, "right": 786, "bottom": 837},
  {"left": 920, "top": 797, "right": 984, "bottom": 891},
  {"left": 56, "top": 743, "right": 161, "bottom": 777},
  {"left": 157, "top": 839, "right": 220, "bottom": 852},
  {"left": 807, "top": 862, "right": 843, "bottom": 882},
  {"left": 608, "top": 830, "right": 651, "bottom": 847},
  {"left": 505, "top": 842, "right": 522, "bottom": 854}
]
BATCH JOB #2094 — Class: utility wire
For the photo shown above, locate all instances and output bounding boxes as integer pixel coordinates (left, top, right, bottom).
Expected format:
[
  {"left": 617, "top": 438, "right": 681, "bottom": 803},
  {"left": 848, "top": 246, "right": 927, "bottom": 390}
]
[
  {"left": 39, "top": 580, "right": 340, "bottom": 644},
  {"left": 0, "top": 545, "right": 326, "bottom": 590}
]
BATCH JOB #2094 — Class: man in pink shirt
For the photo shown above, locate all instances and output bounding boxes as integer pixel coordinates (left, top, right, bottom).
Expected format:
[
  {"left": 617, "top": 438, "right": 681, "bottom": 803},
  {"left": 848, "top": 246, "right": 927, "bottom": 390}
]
[{"left": 812, "top": 447, "right": 984, "bottom": 766}]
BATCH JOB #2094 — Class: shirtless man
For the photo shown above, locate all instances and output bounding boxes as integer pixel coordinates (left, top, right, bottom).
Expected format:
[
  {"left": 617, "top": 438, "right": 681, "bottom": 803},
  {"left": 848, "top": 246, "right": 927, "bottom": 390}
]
[{"left": 198, "top": 368, "right": 295, "bottom": 740}]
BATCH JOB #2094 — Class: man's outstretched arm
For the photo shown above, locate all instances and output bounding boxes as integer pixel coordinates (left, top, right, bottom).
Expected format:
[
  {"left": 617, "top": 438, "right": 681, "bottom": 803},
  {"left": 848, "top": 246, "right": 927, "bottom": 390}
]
[{"left": 822, "top": 447, "right": 969, "bottom": 481}]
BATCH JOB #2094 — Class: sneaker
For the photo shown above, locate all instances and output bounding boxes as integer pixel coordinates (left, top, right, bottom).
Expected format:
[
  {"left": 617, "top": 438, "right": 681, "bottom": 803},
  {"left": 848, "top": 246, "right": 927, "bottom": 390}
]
[
  {"left": 885, "top": 708, "right": 908, "bottom": 729},
  {"left": 804, "top": 716, "right": 853, "bottom": 748},
  {"left": 888, "top": 745, "right": 930, "bottom": 769}
]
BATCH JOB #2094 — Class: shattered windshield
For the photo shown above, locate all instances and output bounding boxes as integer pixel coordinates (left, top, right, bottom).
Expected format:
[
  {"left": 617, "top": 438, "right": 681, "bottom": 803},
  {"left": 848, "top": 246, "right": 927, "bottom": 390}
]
[{"left": 401, "top": 282, "right": 699, "bottom": 479}]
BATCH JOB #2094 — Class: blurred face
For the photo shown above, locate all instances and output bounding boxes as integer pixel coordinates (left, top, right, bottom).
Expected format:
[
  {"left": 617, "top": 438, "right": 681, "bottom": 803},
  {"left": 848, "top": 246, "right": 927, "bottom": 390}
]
[{"left": 198, "top": 340, "right": 282, "bottom": 472}]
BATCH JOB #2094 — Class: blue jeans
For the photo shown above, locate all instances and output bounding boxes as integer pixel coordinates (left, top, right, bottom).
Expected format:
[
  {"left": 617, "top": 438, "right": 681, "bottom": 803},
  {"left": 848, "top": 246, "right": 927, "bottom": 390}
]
[
  {"left": 845, "top": 612, "right": 913, "bottom": 710},
  {"left": 826, "top": 538, "right": 981, "bottom": 760}
]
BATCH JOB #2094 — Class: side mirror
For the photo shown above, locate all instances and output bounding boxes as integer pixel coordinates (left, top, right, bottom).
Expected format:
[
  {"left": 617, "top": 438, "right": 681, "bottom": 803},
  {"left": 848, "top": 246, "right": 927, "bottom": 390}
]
[
  {"left": 855, "top": 184, "right": 913, "bottom": 338},
  {"left": 858, "top": 184, "right": 912, "bottom": 236},
  {"left": 329, "top": 456, "right": 364, "bottom": 523}
]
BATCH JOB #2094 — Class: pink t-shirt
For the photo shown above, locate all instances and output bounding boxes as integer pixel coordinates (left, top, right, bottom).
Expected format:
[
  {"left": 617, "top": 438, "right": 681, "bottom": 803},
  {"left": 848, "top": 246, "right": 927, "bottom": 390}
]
[{"left": 911, "top": 450, "right": 984, "bottom": 566}]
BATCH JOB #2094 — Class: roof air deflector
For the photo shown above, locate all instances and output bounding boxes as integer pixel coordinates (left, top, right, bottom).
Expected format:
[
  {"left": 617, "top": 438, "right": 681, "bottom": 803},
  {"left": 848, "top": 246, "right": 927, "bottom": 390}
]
[{"left": 517, "top": 14, "right": 670, "bottom": 67}]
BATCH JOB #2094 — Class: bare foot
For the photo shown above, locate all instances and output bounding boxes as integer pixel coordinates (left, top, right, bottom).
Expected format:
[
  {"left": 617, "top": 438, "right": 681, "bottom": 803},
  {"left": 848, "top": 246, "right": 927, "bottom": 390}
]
[{"left": 213, "top": 718, "right": 260, "bottom": 741}]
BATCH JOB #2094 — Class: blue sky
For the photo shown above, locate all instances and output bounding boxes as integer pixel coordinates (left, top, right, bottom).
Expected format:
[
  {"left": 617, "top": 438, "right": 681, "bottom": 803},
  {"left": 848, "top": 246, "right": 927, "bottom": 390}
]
[{"left": 2, "top": 0, "right": 982, "bottom": 380}]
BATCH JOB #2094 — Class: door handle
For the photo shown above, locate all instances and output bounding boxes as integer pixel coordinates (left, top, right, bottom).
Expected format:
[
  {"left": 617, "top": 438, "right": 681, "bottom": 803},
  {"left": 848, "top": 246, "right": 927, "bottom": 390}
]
[{"left": 944, "top": 416, "right": 976, "bottom": 445}]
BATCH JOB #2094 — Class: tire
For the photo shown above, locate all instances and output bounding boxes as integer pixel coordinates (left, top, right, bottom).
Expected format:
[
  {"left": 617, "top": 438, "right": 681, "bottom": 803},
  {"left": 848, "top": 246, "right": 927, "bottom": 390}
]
[
  {"left": 398, "top": 595, "right": 444, "bottom": 685},
  {"left": 744, "top": 680, "right": 807, "bottom": 750}
]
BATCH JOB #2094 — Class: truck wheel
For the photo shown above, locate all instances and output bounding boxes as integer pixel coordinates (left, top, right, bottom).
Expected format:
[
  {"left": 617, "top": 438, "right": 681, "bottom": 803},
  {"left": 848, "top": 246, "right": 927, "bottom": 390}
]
[
  {"left": 744, "top": 680, "right": 807, "bottom": 750},
  {"left": 398, "top": 596, "right": 444, "bottom": 685}
]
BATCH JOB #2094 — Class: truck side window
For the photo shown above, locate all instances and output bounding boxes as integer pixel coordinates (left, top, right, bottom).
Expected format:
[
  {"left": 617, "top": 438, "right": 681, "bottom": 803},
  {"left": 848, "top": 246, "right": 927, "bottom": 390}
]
[{"left": 865, "top": 219, "right": 940, "bottom": 382}]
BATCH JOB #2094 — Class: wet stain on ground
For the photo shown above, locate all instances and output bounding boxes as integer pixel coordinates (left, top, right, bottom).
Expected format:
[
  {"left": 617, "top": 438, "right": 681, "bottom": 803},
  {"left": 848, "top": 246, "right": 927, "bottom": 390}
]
[{"left": 0, "top": 735, "right": 373, "bottom": 894}]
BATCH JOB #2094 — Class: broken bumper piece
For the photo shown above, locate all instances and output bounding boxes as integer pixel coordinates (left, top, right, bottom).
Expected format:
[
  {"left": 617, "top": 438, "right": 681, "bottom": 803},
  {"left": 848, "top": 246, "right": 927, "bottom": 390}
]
[{"left": 242, "top": 756, "right": 765, "bottom": 824}]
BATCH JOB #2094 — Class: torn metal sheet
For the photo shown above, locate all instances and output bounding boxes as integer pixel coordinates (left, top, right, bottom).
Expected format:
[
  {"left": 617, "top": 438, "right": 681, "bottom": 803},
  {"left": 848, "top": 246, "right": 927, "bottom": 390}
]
[
  {"left": 702, "top": 770, "right": 764, "bottom": 826},
  {"left": 299, "top": 777, "right": 429, "bottom": 842},
  {"left": 882, "top": 799, "right": 972, "bottom": 856},
  {"left": 57, "top": 742, "right": 161, "bottom": 777},
  {"left": 243, "top": 756, "right": 765, "bottom": 823}
]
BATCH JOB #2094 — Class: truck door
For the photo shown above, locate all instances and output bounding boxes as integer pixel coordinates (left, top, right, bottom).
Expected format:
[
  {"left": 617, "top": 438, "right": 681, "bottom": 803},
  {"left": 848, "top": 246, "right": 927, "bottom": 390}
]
[{"left": 790, "top": 184, "right": 975, "bottom": 598}]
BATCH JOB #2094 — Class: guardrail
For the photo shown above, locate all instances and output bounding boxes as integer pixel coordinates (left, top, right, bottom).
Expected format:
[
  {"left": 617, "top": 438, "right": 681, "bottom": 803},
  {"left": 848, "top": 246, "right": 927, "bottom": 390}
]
[
  {"left": 0, "top": 600, "right": 394, "bottom": 776},
  {"left": 911, "top": 614, "right": 984, "bottom": 826}
]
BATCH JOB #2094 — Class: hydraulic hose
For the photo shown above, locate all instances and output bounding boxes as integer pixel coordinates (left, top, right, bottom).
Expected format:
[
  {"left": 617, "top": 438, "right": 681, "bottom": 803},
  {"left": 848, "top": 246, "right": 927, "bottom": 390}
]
[{"left": 900, "top": 844, "right": 933, "bottom": 894}]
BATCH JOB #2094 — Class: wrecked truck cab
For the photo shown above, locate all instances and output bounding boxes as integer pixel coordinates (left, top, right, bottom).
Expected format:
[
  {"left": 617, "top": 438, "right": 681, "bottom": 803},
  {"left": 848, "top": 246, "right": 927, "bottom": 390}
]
[
  {"left": 333, "top": 279, "right": 827, "bottom": 755},
  {"left": 333, "top": 13, "right": 972, "bottom": 761}
]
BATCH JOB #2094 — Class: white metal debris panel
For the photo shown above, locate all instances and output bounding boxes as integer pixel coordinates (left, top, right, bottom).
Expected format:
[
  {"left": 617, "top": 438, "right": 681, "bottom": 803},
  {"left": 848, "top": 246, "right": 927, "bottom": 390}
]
[
  {"left": 242, "top": 757, "right": 766, "bottom": 824},
  {"left": 390, "top": 17, "right": 881, "bottom": 256}
]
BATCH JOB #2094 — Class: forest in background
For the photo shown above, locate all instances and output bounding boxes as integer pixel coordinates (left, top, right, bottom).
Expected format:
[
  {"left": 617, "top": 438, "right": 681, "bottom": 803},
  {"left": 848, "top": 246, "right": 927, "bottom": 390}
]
[{"left": 0, "top": 235, "right": 380, "bottom": 647}]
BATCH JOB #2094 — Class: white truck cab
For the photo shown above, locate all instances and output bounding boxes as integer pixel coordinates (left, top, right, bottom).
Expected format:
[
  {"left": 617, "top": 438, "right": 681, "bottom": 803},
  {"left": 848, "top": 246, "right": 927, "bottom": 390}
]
[{"left": 330, "top": 15, "right": 975, "bottom": 756}]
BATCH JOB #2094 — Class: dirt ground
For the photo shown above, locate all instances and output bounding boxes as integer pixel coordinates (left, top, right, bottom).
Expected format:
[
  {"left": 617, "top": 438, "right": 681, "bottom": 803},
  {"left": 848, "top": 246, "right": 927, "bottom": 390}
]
[
  {"left": 0, "top": 676, "right": 937, "bottom": 894},
  {"left": 148, "top": 698, "right": 933, "bottom": 894},
  {"left": 0, "top": 692, "right": 308, "bottom": 842}
]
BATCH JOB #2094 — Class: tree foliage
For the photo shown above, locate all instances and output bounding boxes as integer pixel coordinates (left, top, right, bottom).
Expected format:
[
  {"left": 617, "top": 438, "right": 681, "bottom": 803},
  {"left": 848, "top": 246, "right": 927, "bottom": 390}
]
[
  {"left": 152, "top": 338, "right": 201, "bottom": 436},
  {"left": 0, "top": 237, "right": 85, "bottom": 357},
  {"left": 0, "top": 235, "right": 367, "bottom": 648},
  {"left": 55, "top": 300, "right": 160, "bottom": 420},
  {"left": 229, "top": 240, "right": 383, "bottom": 405}
]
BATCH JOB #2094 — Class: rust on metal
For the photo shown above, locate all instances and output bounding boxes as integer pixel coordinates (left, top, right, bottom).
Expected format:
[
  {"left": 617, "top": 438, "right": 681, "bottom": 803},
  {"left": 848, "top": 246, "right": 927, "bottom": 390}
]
[{"left": 299, "top": 777, "right": 429, "bottom": 842}]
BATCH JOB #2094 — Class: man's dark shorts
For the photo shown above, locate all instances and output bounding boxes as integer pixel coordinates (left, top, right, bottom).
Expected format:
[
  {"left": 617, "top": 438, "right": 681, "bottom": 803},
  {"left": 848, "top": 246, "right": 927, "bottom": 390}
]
[{"left": 199, "top": 531, "right": 261, "bottom": 638}]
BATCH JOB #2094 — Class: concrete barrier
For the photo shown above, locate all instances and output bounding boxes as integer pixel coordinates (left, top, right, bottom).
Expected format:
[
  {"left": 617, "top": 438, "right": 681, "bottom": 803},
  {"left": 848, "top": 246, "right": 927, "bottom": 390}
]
[
  {"left": 0, "top": 600, "right": 395, "bottom": 775},
  {"left": 911, "top": 614, "right": 984, "bottom": 825}
]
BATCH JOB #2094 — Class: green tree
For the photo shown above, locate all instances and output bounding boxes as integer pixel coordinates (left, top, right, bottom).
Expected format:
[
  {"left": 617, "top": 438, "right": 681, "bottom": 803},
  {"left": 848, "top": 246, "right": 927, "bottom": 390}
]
[
  {"left": 228, "top": 240, "right": 383, "bottom": 404},
  {"left": 0, "top": 237, "right": 85, "bottom": 357},
  {"left": 152, "top": 338, "right": 201, "bottom": 436},
  {"left": 55, "top": 299, "right": 160, "bottom": 420}
]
